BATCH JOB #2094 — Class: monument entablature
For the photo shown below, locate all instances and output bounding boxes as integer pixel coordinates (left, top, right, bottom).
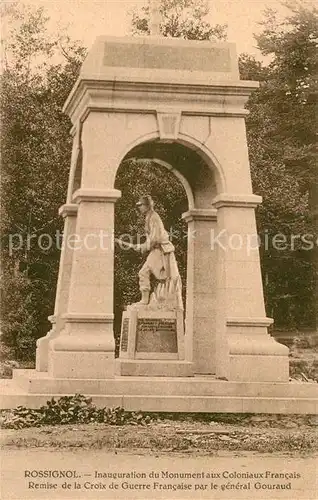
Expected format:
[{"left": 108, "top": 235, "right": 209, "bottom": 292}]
[{"left": 63, "top": 36, "right": 258, "bottom": 126}]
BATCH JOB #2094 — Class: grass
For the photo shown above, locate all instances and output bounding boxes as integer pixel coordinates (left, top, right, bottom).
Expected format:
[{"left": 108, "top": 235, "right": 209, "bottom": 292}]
[{"left": 1, "top": 415, "right": 318, "bottom": 455}]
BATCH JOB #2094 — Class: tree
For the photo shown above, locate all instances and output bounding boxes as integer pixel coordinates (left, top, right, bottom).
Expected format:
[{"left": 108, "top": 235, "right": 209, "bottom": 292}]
[
  {"left": 1, "top": 4, "right": 86, "bottom": 358},
  {"left": 256, "top": 3, "right": 318, "bottom": 329},
  {"left": 239, "top": 3, "right": 317, "bottom": 329},
  {"left": 130, "top": 0, "right": 227, "bottom": 40}
]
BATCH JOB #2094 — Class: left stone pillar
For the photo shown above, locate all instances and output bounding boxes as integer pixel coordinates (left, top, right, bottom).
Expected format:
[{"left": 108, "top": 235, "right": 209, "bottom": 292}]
[
  {"left": 36, "top": 203, "right": 78, "bottom": 371},
  {"left": 48, "top": 188, "right": 121, "bottom": 379}
]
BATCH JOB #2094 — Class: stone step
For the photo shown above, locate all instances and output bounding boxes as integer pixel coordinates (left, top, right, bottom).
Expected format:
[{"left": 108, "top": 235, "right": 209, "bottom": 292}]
[
  {"left": 1, "top": 379, "right": 317, "bottom": 414},
  {"left": 12, "top": 369, "right": 318, "bottom": 399}
]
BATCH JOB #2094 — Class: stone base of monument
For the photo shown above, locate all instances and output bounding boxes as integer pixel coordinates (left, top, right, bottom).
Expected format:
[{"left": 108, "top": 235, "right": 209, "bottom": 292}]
[
  {"left": 1, "top": 307, "right": 317, "bottom": 414},
  {"left": 115, "top": 360, "right": 193, "bottom": 377},
  {"left": 1, "top": 370, "right": 317, "bottom": 414},
  {"left": 115, "top": 306, "right": 193, "bottom": 376}
]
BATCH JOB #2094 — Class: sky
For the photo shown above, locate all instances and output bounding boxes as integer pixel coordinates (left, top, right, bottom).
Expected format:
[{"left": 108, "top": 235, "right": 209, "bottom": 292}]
[{"left": 2, "top": 0, "right": 315, "bottom": 60}]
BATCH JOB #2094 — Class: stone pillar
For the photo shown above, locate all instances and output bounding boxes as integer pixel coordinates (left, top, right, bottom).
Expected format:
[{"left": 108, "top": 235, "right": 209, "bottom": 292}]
[
  {"left": 182, "top": 209, "right": 218, "bottom": 374},
  {"left": 213, "top": 194, "right": 289, "bottom": 382},
  {"left": 36, "top": 203, "right": 78, "bottom": 371},
  {"left": 48, "top": 188, "right": 121, "bottom": 379}
]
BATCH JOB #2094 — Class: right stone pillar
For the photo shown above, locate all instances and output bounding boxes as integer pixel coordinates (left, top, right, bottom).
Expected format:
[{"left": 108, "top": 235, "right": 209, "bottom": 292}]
[
  {"left": 213, "top": 193, "right": 289, "bottom": 382},
  {"left": 182, "top": 209, "right": 218, "bottom": 374}
]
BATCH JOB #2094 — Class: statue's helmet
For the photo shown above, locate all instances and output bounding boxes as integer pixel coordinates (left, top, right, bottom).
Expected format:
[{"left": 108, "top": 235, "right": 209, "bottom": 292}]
[{"left": 136, "top": 195, "right": 154, "bottom": 209}]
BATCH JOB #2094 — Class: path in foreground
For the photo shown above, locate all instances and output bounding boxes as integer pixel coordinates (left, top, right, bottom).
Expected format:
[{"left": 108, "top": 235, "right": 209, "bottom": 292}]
[{"left": 1, "top": 449, "right": 317, "bottom": 500}]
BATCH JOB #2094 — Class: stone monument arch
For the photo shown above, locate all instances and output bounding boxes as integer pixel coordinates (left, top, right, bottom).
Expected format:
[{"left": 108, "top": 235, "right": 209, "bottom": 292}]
[
  {"left": 35, "top": 34, "right": 288, "bottom": 384},
  {"left": 8, "top": 33, "right": 316, "bottom": 415}
]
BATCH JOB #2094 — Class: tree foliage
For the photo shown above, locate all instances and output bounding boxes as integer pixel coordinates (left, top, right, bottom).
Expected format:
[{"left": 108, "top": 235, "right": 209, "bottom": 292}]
[
  {"left": 1, "top": 4, "right": 86, "bottom": 358},
  {"left": 255, "top": 4, "right": 317, "bottom": 190},
  {"left": 130, "top": 0, "right": 227, "bottom": 40},
  {"left": 240, "top": 3, "right": 317, "bottom": 328}
]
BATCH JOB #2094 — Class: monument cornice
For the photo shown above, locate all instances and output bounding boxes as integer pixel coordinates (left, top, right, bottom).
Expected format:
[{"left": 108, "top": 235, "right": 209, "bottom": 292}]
[
  {"left": 62, "top": 313, "right": 114, "bottom": 323},
  {"left": 213, "top": 193, "right": 262, "bottom": 209},
  {"left": 72, "top": 188, "right": 121, "bottom": 204},
  {"left": 182, "top": 209, "right": 218, "bottom": 223},
  {"left": 227, "top": 317, "right": 274, "bottom": 328},
  {"left": 63, "top": 78, "right": 259, "bottom": 124},
  {"left": 58, "top": 203, "right": 78, "bottom": 218}
]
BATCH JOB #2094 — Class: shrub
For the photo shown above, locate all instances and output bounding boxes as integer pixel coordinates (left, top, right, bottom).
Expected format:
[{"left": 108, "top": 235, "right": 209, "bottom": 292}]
[
  {"left": 1, "top": 394, "right": 153, "bottom": 429},
  {"left": 0, "top": 360, "right": 19, "bottom": 379}
]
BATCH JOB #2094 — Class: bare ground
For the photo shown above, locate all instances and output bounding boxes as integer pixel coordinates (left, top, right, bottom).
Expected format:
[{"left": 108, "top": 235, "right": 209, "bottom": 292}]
[{"left": 1, "top": 414, "right": 318, "bottom": 455}]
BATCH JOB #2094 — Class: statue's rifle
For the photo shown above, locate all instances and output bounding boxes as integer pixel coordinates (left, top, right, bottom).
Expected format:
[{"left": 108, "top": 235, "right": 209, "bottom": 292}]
[{"left": 114, "top": 238, "right": 136, "bottom": 250}]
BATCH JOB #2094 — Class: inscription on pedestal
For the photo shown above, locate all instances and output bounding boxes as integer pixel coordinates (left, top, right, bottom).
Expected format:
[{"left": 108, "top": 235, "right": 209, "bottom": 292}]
[
  {"left": 103, "top": 43, "right": 231, "bottom": 72},
  {"left": 136, "top": 318, "right": 177, "bottom": 353},
  {"left": 120, "top": 318, "right": 129, "bottom": 352}
]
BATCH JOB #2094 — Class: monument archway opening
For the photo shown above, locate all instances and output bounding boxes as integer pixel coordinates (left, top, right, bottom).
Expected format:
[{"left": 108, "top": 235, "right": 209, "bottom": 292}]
[
  {"left": 114, "top": 139, "right": 220, "bottom": 375},
  {"left": 113, "top": 155, "right": 189, "bottom": 356}
]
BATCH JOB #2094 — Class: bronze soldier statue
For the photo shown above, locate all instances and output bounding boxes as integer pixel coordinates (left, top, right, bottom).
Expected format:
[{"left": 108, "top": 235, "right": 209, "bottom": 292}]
[{"left": 117, "top": 195, "right": 183, "bottom": 309}]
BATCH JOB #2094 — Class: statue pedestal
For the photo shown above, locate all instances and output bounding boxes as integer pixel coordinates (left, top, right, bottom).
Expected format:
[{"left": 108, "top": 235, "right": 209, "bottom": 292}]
[{"left": 115, "top": 305, "right": 193, "bottom": 376}]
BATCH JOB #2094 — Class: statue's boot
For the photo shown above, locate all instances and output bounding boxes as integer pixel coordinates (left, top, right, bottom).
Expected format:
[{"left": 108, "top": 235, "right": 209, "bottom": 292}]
[{"left": 134, "top": 290, "right": 150, "bottom": 306}]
